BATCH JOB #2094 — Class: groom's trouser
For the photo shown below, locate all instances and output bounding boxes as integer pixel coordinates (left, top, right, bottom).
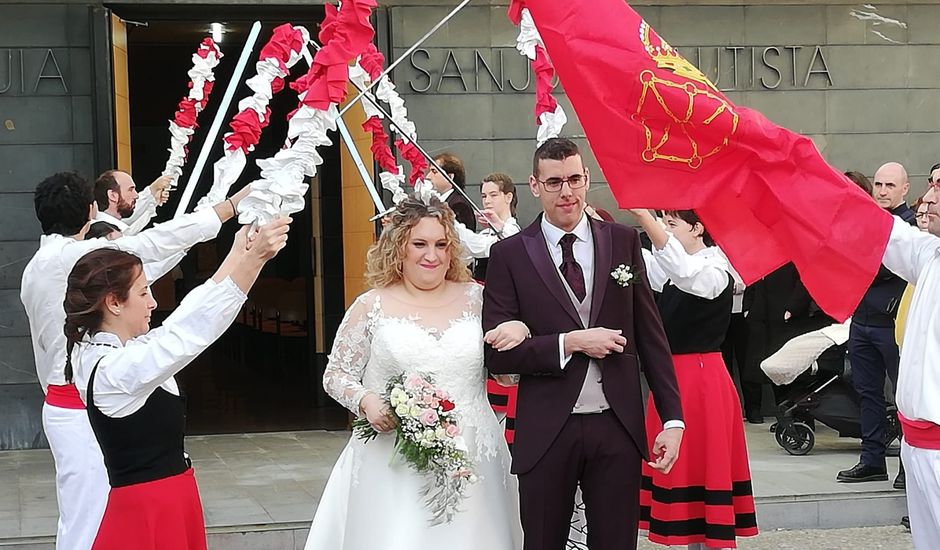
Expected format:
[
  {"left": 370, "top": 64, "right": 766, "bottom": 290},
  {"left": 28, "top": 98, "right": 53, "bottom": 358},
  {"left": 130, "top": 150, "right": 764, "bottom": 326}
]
[{"left": 518, "top": 410, "right": 641, "bottom": 550}]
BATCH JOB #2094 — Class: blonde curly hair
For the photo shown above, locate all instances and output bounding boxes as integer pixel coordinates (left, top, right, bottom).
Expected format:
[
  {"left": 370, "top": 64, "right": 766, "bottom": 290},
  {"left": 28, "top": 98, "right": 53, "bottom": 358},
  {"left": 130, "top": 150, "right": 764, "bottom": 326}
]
[{"left": 365, "top": 196, "right": 471, "bottom": 288}]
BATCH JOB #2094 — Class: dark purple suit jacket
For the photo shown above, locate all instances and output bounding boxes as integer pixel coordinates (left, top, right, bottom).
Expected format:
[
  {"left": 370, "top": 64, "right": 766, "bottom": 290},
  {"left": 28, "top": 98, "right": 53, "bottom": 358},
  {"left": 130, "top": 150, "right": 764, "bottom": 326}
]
[{"left": 482, "top": 215, "right": 683, "bottom": 474}]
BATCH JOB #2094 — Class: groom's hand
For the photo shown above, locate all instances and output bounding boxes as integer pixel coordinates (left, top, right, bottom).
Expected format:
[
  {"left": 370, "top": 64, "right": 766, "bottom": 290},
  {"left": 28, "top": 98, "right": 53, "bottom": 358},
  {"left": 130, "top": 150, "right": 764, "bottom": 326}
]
[
  {"left": 565, "top": 328, "right": 626, "bottom": 359},
  {"left": 648, "top": 427, "right": 683, "bottom": 474}
]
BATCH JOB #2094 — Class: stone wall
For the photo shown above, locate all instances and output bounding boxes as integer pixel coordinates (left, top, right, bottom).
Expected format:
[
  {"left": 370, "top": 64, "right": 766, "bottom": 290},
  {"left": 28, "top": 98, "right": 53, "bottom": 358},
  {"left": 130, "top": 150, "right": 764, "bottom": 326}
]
[
  {"left": 0, "top": 3, "right": 103, "bottom": 449},
  {"left": 387, "top": 1, "right": 940, "bottom": 225}
]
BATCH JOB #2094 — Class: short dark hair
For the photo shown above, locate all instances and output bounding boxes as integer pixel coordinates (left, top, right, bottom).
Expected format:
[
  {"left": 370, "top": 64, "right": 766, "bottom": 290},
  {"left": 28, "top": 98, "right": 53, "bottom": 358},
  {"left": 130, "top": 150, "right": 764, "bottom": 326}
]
[
  {"left": 482, "top": 172, "right": 517, "bottom": 216},
  {"left": 844, "top": 171, "right": 872, "bottom": 196},
  {"left": 94, "top": 170, "right": 120, "bottom": 211},
  {"left": 86, "top": 221, "right": 121, "bottom": 240},
  {"left": 533, "top": 138, "right": 580, "bottom": 177},
  {"left": 664, "top": 209, "right": 714, "bottom": 247},
  {"left": 929, "top": 163, "right": 940, "bottom": 183},
  {"left": 34, "top": 171, "right": 94, "bottom": 236},
  {"left": 433, "top": 153, "right": 466, "bottom": 189}
]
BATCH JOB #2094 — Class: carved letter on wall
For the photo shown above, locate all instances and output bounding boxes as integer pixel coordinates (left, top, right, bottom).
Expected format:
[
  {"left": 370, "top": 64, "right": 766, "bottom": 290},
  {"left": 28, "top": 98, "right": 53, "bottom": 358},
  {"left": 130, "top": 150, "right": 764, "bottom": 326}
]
[
  {"left": 804, "top": 46, "right": 834, "bottom": 87},
  {"left": 35, "top": 49, "right": 68, "bottom": 93},
  {"left": 760, "top": 47, "right": 782, "bottom": 90},
  {"left": 474, "top": 49, "right": 503, "bottom": 92},
  {"left": 437, "top": 50, "right": 467, "bottom": 92},
  {"left": 0, "top": 50, "right": 11, "bottom": 94},
  {"left": 409, "top": 48, "right": 433, "bottom": 93}
]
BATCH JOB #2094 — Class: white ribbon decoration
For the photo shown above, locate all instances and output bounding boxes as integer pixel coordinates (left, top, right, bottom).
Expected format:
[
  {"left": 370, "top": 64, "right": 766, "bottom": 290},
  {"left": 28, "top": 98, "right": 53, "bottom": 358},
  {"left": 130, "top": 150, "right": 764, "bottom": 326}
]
[
  {"left": 162, "top": 44, "right": 223, "bottom": 184},
  {"left": 515, "top": 7, "right": 566, "bottom": 145},
  {"left": 196, "top": 27, "right": 311, "bottom": 211},
  {"left": 348, "top": 57, "right": 436, "bottom": 206}
]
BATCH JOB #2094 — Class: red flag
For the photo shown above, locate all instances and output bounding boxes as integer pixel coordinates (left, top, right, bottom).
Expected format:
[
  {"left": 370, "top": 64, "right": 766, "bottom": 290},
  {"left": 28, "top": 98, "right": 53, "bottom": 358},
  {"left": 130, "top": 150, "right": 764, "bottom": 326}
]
[{"left": 523, "top": 0, "right": 892, "bottom": 321}]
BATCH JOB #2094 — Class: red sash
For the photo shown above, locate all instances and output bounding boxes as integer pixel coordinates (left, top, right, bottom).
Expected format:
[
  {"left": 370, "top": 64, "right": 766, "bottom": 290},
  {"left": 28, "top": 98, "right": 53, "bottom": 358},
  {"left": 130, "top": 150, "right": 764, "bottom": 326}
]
[
  {"left": 899, "top": 413, "right": 940, "bottom": 450},
  {"left": 45, "top": 383, "right": 85, "bottom": 410}
]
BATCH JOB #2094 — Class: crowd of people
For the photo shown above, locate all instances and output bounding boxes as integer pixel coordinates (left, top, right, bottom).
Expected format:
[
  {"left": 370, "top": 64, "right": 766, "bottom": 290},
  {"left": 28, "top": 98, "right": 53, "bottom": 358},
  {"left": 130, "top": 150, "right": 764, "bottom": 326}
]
[{"left": 17, "top": 138, "right": 940, "bottom": 550}]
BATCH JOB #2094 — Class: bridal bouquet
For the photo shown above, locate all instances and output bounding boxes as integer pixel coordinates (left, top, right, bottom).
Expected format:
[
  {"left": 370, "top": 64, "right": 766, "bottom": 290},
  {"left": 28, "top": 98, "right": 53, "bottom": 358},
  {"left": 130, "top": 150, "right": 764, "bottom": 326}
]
[{"left": 353, "top": 372, "right": 477, "bottom": 524}]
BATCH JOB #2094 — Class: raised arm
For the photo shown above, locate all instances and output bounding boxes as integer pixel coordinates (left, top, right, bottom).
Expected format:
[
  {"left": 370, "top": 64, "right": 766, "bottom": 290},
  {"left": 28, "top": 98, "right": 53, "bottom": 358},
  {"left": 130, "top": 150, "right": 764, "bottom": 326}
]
[
  {"left": 883, "top": 216, "right": 940, "bottom": 284},
  {"left": 87, "top": 218, "right": 290, "bottom": 416}
]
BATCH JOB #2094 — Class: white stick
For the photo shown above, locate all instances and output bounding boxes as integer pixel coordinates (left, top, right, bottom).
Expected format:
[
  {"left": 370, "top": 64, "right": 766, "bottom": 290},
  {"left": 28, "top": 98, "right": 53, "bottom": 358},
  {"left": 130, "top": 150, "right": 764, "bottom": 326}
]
[
  {"left": 299, "top": 47, "right": 384, "bottom": 213},
  {"left": 336, "top": 116, "right": 386, "bottom": 213},
  {"left": 174, "top": 21, "right": 263, "bottom": 219},
  {"left": 336, "top": 0, "right": 472, "bottom": 118}
]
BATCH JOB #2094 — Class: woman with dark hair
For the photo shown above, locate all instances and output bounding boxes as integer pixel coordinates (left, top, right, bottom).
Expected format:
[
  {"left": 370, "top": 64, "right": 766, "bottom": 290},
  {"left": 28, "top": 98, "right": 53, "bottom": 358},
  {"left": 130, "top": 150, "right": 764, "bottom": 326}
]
[
  {"left": 65, "top": 218, "right": 290, "bottom": 550},
  {"left": 630, "top": 208, "right": 757, "bottom": 550}
]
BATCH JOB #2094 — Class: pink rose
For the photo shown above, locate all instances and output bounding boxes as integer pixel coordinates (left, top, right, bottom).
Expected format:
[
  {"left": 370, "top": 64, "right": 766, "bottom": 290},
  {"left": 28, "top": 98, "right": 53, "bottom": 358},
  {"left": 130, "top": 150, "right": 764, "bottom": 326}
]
[
  {"left": 419, "top": 409, "right": 439, "bottom": 426},
  {"left": 445, "top": 424, "right": 460, "bottom": 438},
  {"left": 404, "top": 374, "right": 425, "bottom": 391}
]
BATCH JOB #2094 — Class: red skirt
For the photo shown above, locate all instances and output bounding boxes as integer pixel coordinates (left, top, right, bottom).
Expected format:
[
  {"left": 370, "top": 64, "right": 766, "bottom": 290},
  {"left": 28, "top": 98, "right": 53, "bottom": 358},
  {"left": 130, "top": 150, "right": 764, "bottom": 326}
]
[
  {"left": 640, "top": 352, "right": 758, "bottom": 548},
  {"left": 93, "top": 469, "right": 206, "bottom": 550}
]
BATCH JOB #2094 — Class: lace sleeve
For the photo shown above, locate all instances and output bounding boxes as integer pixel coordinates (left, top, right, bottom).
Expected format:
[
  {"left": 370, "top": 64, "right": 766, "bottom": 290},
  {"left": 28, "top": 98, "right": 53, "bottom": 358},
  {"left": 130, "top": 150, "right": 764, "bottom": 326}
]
[{"left": 322, "top": 291, "right": 377, "bottom": 414}]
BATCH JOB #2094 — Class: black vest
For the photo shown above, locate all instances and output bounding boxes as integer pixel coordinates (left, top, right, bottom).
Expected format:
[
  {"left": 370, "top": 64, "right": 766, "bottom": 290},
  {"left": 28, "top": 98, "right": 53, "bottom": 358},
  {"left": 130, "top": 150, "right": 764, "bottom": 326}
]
[
  {"left": 86, "top": 363, "right": 189, "bottom": 488},
  {"left": 657, "top": 273, "right": 733, "bottom": 355}
]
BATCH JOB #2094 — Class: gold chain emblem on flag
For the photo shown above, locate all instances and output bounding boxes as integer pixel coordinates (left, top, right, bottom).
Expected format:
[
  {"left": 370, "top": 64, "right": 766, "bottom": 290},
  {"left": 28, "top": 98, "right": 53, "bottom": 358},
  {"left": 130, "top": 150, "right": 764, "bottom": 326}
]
[{"left": 634, "top": 22, "right": 739, "bottom": 169}]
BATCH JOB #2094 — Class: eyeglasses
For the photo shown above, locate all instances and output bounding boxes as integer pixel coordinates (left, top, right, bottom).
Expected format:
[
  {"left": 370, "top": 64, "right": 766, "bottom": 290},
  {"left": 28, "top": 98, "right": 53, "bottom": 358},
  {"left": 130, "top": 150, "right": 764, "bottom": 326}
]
[
  {"left": 536, "top": 173, "right": 587, "bottom": 193},
  {"left": 916, "top": 212, "right": 929, "bottom": 219}
]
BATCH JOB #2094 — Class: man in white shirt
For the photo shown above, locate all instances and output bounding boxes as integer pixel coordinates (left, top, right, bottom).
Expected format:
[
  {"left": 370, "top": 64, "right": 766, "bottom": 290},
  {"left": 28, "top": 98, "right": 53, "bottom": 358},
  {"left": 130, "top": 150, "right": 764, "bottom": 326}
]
[
  {"left": 881, "top": 163, "right": 940, "bottom": 548},
  {"left": 93, "top": 170, "right": 172, "bottom": 235},
  {"left": 21, "top": 171, "right": 247, "bottom": 550}
]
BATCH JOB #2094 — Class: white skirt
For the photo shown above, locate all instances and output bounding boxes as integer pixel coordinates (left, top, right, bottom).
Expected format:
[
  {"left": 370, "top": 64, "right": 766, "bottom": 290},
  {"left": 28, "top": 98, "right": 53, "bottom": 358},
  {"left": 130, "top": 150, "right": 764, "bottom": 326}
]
[{"left": 305, "top": 427, "right": 522, "bottom": 550}]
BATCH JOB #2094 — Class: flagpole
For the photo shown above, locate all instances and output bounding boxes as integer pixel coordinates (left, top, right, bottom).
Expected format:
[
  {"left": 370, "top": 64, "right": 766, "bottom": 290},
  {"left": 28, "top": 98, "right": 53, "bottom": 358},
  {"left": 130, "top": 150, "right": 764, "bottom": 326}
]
[
  {"left": 341, "top": 72, "right": 502, "bottom": 238},
  {"left": 335, "top": 0, "right": 472, "bottom": 119},
  {"left": 174, "top": 21, "right": 262, "bottom": 219}
]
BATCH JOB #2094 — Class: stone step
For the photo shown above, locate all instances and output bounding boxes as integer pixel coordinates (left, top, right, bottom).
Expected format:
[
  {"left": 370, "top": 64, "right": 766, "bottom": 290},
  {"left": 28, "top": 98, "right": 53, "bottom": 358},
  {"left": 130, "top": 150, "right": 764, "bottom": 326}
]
[{"left": 0, "top": 491, "right": 907, "bottom": 549}]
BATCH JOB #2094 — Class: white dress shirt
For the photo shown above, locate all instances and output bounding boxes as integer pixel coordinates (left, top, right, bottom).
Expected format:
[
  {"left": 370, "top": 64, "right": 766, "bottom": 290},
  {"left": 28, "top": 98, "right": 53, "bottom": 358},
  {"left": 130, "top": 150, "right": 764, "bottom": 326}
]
[
  {"left": 439, "top": 188, "right": 454, "bottom": 202},
  {"left": 456, "top": 216, "right": 522, "bottom": 259},
  {"left": 882, "top": 217, "right": 940, "bottom": 425},
  {"left": 642, "top": 237, "right": 732, "bottom": 299},
  {"left": 73, "top": 277, "right": 247, "bottom": 417},
  {"left": 542, "top": 214, "right": 683, "bottom": 428},
  {"left": 94, "top": 210, "right": 129, "bottom": 232},
  {"left": 123, "top": 185, "right": 160, "bottom": 236},
  {"left": 20, "top": 208, "right": 222, "bottom": 391}
]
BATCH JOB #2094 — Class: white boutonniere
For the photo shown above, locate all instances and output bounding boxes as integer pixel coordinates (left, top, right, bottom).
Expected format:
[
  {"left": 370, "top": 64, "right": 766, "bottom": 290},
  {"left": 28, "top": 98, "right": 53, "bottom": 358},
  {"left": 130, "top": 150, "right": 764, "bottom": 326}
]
[{"left": 611, "top": 264, "right": 634, "bottom": 287}]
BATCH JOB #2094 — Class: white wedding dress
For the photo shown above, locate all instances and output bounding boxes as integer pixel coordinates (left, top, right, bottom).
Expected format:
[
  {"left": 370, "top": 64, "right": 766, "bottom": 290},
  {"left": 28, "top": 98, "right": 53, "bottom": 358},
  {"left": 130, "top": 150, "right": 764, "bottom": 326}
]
[{"left": 305, "top": 283, "right": 522, "bottom": 550}]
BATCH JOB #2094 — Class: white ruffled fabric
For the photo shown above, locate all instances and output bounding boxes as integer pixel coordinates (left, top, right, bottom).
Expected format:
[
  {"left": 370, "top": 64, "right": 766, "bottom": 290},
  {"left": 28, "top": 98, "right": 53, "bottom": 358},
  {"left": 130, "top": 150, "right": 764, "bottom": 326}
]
[
  {"left": 537, "top": 103, "right": 567, "bottom": 146},
  {"left": 238, "top": 104, "right": 338, "bottom": 226},
  {"left": 515, "top": 8, "right": 566, "bottom": 144},
  {"left": 196, "top": 27, "right": 311, "bottom": 211},
  {"left": 348, "top": 58, "right": 425, "bottom": 206},
  {"left": 162, "top": 44, "right": 222, "bottom": 184}
]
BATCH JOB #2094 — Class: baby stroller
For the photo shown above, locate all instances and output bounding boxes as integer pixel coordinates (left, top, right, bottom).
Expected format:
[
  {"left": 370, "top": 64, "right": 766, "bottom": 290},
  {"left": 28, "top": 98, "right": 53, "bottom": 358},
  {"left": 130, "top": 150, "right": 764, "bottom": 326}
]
[{"left": 762, "top": 340, "right": 901, "bottom": 456}]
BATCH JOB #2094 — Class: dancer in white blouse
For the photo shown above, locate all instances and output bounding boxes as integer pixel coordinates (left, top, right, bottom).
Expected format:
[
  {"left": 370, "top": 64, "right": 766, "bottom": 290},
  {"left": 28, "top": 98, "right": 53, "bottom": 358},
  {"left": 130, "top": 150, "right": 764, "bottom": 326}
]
[
  {"left": 20, "top": 171, "right": 249, "bottom": 550},
  {"left": 455, "top": 173, "right": 522, "bottom": 271},
  {"left": 631, "top": 209, "right": 757, "bottom": 550},
  {"left": 64, "top": 217, "right": 290, "bottom": 550}
]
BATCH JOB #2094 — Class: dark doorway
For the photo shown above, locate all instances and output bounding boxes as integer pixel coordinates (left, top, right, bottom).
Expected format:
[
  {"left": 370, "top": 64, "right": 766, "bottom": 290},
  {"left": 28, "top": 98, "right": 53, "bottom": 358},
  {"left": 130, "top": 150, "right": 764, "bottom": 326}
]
[{"left": 117, "top": 5, "right": 348, "bottom": 433}]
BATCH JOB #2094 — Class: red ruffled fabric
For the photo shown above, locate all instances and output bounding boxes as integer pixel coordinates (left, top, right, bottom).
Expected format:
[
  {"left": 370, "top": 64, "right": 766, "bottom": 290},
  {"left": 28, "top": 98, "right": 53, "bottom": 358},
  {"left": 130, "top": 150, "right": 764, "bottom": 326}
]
[
  {"left": 395, "top": 139, "right": 428, "bottom": 184},
  {"left": 533, "top": 45, "right": 558, "bottom": 123},
  {"left": 224, "top": 107, "right": 270, "bottom": 153},
  {"left": 196, "top": 37, "right": 220, "bottom": 59},
  {"left": 359, "top": 43, "right": 386, "bottom": 80},
  {"left": 259, "top": 24, "right": 307, "bottom": 73},
  {"left": 293, "top": 0, "right": 377, "bottom": 110},
  {"left": 363, "top": 116, "right": 398, "bottom": 173},
  {"left": 174, "top": 98, "right": 198, "bottom": 128}
]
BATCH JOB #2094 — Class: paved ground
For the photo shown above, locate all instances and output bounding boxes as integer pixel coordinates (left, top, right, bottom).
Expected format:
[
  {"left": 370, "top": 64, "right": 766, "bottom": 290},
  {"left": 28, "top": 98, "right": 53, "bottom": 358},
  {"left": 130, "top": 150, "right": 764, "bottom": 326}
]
[
  {"left": 0, "top": 422, "right": 909, "bottom": 543},
  {"left": 636, "top": 525, "right": 913, "bottom": 549}
]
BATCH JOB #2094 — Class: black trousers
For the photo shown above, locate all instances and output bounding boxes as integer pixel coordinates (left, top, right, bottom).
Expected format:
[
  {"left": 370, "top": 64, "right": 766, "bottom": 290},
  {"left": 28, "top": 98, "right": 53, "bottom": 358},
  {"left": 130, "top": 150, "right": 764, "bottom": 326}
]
[
  {"left": 518, "top": 411, "right": 642, "bottom": 550},
  {"left": 848, "top": 323, "right": 900, "bottom": 467},
  {"left": 722, "top": 313, "right": 762, "bottom": 414}
]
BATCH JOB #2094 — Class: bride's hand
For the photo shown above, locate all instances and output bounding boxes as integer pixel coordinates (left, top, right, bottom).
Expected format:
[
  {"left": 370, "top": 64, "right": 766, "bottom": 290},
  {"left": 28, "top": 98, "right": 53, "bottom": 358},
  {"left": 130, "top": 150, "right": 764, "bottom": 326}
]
[
  {"left": 493, "top": 374, "right": 519, "bottom": 387},
  {"left": 359, "top": 393, "right": 397, "bottom": 433},
  {"left": 484, "top": 320, "right": 530, "bottom": 352}
]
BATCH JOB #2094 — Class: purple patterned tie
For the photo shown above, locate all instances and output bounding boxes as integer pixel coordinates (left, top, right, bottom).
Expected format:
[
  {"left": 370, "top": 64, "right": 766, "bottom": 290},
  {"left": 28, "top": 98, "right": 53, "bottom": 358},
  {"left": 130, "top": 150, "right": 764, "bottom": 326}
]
[{"left": 559, "top": 233, "right": 586, "bottom": 302}]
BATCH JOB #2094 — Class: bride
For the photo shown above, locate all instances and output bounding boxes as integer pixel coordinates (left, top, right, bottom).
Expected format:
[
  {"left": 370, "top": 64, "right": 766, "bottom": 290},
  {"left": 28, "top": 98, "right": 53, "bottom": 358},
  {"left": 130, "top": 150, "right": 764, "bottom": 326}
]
[{"left": 305, "top": 197, "right": 524, "bottom": 549}]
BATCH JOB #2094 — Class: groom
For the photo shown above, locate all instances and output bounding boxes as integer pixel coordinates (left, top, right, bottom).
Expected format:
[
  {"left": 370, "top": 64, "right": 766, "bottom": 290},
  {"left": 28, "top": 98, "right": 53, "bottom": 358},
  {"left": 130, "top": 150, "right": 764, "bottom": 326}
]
[{"left": 483, "top": 138, "right": 684, "bottom": 550}]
